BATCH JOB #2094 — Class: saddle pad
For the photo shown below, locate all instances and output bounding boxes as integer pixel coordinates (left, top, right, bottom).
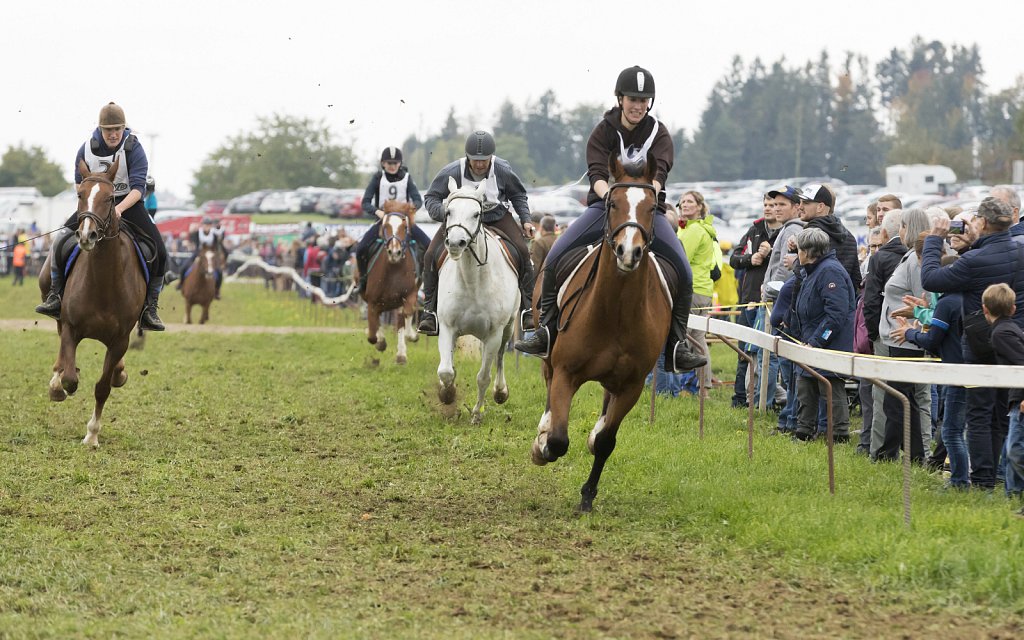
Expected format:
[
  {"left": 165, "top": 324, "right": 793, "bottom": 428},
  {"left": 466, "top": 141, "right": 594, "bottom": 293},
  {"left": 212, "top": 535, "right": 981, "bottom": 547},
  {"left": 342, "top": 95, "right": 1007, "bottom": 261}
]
[
  {"left": 62, "top": 232, "right": 151, "bottom": 284},
  {"left": 553, "top": 245, "right": 676, "bottom": 309}
]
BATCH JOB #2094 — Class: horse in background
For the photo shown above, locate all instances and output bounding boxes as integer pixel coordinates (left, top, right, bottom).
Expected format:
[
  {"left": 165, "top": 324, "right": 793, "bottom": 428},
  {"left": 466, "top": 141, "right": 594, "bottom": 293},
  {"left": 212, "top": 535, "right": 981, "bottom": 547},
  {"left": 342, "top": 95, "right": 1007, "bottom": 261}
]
[
  {"left": 181, "top": 246, "right": 220, "bottom": 324},
  {"left": 436, "top": 177, "right": 520, "bottom": 424},
  {"left": 530, "top": 153, "right": 672, "bottom": 512},
  {"left": 39, "top": 159, "right": 148, "bottom": 446},
  {"left": 363, "top": 199, "right": 420, "bottom": 364}
]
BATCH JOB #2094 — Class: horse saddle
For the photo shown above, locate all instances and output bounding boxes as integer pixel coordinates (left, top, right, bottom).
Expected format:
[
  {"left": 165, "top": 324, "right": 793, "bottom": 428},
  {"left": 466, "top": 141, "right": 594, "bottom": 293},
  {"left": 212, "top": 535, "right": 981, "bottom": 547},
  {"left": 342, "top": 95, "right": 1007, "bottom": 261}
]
[
  {"left": 435, "top": 228, "right": 520, "bottom": 277},
  {"left": 58, "top": 225, "right": 155, "bottom": 284},
  {"left": 551, "top": 244, "right": 677, "bottom": 310}
]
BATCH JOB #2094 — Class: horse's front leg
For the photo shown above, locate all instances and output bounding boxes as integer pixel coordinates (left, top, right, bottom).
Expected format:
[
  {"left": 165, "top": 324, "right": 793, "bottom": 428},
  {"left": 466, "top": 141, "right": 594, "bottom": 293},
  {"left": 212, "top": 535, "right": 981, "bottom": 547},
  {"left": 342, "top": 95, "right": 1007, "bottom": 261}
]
[
  {"left": 49, "top": 348, "right": 68, "bottom": 402},
  {"left": 471, "top": 332, "right": 503, "bottom": 424},
  {"left": 84, "top": 336, "right": 129, "bottom": 447},
  {"left": 437, "top": 324, "right": 457, "bottom": 405},
  {"left": 493, "top": 317, "right": 514, "bottom": 405},
  {"left": 367, "top": 305, "right": 385, "bottom": 352},
  {"left": 200, "top": 302, "right": 210, "bottom": 324},
  {"left": 184, "top": 301, "right": 193, "bottom": 325},
  {"left": 579, "top": 382, "right": 643, "bottom": 513},
  {"left": 395, "top": 311, "right": 408, "bottom": 365},
  {"left": 58, "top": 332, "right": 80, "bottom": 398},
  {"left": 532, "top": 370, "right": 577, "bottom": 465},
  {"left": 110, "top": 355, "right": 128, "bottom": 388}
]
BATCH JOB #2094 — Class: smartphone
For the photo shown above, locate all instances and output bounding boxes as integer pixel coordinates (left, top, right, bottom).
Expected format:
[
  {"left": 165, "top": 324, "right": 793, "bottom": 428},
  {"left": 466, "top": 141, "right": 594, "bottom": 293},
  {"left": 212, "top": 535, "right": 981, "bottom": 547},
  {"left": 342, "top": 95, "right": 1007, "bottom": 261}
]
[{"left": 949, "top": 220, "right": 965, "bottom": 234}]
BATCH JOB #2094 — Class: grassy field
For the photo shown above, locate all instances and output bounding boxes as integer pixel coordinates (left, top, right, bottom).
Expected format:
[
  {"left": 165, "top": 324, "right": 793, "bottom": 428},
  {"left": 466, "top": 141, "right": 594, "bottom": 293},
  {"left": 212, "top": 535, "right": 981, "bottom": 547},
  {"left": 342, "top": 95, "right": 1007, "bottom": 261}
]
[{"left": 1, "top": 280, "right": 1023, "bottom": 638}]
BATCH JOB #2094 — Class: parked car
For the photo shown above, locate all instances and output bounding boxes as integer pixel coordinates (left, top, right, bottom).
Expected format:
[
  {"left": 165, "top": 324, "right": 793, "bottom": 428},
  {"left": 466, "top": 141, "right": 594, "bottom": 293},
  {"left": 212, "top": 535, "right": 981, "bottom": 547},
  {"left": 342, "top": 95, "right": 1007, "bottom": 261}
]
[
  {"left": 258, "top": 190, "right": 303, "bottom": 213},
  {"left": 198, "top": 200, "right": 229, "bottom": 215},
  {"left": 527, "top": 193, "right": 587, "bottom": 228},
  {"left": 316, "top": 189, "right": 365, "bottom": 219},
  {"left": 225, "top": 190, "right": 272, "bottom": 213}
]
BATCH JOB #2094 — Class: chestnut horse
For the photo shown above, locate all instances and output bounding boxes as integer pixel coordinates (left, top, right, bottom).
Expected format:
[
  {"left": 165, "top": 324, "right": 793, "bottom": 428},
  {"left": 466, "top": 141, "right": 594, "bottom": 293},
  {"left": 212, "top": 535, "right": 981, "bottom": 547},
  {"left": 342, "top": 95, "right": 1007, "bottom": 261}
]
[
  {"left": 531, "top": 153, "right": 672, "bottom": 512},
  {"left": 39, "top": 159, "right": 148, "bottom": 446},
  {"left": 181, "top": 246, "right": 219, "bottom": 324},
  {"left": 363, "top": 199, "right": 420, "bottom": 364}
]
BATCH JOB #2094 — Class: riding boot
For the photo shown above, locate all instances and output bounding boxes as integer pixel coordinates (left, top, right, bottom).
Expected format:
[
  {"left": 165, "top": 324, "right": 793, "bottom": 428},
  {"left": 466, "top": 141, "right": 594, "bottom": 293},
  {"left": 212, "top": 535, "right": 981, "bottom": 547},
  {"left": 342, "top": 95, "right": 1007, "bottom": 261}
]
[
  {"left": 140, "top": 278, "right": 166, "bottom": 332},
  {"left": 35, "top": 255, "right": 65, "bottom": 320},
  {"left": 514, "top": 267, "right": 557, "bottom": 356},
  {"left": 519, "top": 261, "right": 536, "bottom": 331},
  {"left": 417, "top": 257, "right": 439, "bottom": 336},
  {"left": 215, "top": 271, "right": 222, "bottom": 300},
  {"left": 176, "top": 256, "right": 194, "bottom": 290},
  {"left": 356, "top": 251, "right": 369, "bottom": 296},
  {"left": 664, "top": 288, "right": 707, "bottom": 373}
]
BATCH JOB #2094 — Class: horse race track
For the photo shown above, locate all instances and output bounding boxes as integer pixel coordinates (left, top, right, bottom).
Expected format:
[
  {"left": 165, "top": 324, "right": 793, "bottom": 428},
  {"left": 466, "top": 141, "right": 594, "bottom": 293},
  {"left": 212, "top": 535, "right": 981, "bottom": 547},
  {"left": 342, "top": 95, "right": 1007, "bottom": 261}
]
[{"left": 1, "top": 283, "right": 1023, "bottom": 638}]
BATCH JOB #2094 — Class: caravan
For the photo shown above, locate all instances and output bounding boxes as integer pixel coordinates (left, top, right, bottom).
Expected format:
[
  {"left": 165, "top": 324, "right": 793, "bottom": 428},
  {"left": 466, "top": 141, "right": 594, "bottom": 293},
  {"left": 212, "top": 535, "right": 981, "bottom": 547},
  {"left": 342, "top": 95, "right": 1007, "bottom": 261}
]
[{"left": 885, "top": 164, "right": 957, "bottom": 196}]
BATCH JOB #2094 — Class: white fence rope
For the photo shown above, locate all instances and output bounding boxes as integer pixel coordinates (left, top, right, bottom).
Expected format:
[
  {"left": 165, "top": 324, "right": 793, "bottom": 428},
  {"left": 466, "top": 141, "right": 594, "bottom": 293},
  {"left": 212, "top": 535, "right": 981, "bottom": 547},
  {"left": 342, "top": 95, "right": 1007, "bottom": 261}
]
[{"left": 225, "top": 256, "right": 355, "bottom": 306}]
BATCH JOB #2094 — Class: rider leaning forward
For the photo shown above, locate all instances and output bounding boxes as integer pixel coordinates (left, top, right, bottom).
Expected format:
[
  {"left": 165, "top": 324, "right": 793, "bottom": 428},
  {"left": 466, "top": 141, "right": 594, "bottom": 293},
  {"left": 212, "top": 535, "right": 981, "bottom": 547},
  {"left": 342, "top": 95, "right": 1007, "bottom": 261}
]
[
  {"left": 354, "top": 146, "right": 430, "bottom": 295},
  {"left": 416, "top": 131, "right": 537, "bottom": 336},
  {"left": 514, "top": 66, "right": 707, "bottom": 373},
  {"left": 36, "top": 102, "right": 169, "bottom": 331}
]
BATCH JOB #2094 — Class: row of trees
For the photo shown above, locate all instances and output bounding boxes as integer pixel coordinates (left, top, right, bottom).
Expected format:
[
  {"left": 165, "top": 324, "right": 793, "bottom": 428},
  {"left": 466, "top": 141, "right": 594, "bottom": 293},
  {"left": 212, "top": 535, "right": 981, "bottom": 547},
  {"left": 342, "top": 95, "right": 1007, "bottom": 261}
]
[{"left": 3, "top": 38, "right": 1022, "bottom": 201}]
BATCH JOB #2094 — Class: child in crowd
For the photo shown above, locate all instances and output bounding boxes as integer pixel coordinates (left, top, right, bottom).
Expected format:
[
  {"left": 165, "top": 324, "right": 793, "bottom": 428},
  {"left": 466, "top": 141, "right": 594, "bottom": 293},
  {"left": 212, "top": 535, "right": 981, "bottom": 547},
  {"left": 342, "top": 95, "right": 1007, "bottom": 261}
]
[{"left": 983, "top": 283, "right": 1024, "bottom": 513}]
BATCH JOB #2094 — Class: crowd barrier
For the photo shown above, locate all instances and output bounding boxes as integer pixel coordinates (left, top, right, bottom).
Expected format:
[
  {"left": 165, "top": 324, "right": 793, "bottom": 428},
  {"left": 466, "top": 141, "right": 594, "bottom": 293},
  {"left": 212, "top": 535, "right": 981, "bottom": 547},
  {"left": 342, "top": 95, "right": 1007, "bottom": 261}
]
[{"left": 688, "top": 312, "right": 1024, "bottom": 526}]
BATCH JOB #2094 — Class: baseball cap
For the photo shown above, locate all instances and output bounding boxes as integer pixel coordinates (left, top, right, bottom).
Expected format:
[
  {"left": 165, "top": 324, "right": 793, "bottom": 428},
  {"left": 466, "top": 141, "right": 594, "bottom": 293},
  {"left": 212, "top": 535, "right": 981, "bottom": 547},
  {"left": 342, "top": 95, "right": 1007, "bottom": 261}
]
[
  {"left": 976, "top": 197, "right": 1013, "bottom": 224},
  {"left": 798, "top": 184, "right": 834, "bottom": 209},
  {"left": 766, "top": 185, "right": 803, "bottom": 203}
]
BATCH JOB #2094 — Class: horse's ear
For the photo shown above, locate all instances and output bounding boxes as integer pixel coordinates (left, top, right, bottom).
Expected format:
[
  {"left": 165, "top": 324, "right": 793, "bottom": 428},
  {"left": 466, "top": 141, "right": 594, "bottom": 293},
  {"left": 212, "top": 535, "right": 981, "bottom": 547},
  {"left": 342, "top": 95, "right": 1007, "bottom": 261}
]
[
  {"left": 645, "top": 150, "right": 658, "bottom": 183},
  {"left": 473, "top": 180, "right": 487, "bottom": 201},
  {"left": 374, "top": 209, "right": 385, "bottom": 220},
  {"left": 608, "top": 151, "right": 624, "bottom": 182},
  {"left": 105, "top": 156, "right": 120, "bottom": 181},
  {"left": 78, "top": 159, "right": 91, "bottom": 180},
  {"left": 447, "top": 176, "right": 459, "bottom": 195}
]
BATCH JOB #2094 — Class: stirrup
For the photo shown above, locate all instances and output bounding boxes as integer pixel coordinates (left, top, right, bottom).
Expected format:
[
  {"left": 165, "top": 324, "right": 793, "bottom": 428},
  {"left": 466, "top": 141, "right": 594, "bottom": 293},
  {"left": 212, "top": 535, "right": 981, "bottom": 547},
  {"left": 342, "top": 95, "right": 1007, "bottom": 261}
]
[
  {"left": 35, "top": 292, "right": 62, "bottom": 320},
  {"left": 667, "top": 341, "right": 707, "bottom": 373},
  {"left": 417, "top": 311, "right": 438, "bottom": 336},
  {"left": 514, "top": 326, "right": 550, "bottom": 357},
  {"left": 520, "top": 308, "right": 535, "bottom": 331}
]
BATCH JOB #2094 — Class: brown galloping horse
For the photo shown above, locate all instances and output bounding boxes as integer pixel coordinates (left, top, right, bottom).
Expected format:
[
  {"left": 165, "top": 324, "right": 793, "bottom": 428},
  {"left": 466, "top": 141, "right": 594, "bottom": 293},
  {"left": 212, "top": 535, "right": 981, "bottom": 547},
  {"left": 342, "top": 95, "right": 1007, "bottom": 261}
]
[
  {"left": 39, "top": 159, "right": 148, "bottom": 446},
  {"left": 363, "top": 199, "right": 420, "bottom": 364},
  {"left": 530, "top": 153, "right": 672, "bottom": 512},
  {"left": 181, "top": 246, "right": 220, "bottom": 324}
]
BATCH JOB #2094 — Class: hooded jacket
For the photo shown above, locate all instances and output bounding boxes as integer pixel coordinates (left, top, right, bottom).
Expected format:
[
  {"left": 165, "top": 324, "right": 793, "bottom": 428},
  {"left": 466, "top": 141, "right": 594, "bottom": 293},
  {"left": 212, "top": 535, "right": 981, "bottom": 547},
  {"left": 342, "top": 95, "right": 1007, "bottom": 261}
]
[
  {"left": 677, "top": 215, "right": 719, "bottom": 297},
  {"left": 585, "top": 108, "right": 673, "bottom": 206},
  {"left": 804, "top": 214, "right": 862, "bottom": 291},
  {"left": 730, "top": 217, "right": 776, "bottom": 304},
  {"left": 863, "top": 237, "right": 908, "bottom": 342}
]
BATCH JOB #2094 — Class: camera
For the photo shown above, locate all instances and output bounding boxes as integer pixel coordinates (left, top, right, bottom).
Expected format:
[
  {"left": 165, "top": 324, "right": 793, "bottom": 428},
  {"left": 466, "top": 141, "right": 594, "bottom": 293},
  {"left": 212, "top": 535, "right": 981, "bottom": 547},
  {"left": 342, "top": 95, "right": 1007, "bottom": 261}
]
[{"left": 949, "top": 220, "right": 965, "bottom": 234}]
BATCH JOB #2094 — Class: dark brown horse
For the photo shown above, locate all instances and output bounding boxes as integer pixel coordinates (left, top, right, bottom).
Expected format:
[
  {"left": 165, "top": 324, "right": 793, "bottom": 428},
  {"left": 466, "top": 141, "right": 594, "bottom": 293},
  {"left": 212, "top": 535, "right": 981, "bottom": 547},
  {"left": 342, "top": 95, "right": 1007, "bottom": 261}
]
[
  {"left": 39, "top": 159, "right": 148, "bottom": 446},
  {"left": 530, "top": 153, "right": 672, "bottom": 512},
  {"left": 363, "top": 199, "right": 420, "bottom": 364},
  {"left": 181, "top": 246, "right": 219, "bottom": 324}
]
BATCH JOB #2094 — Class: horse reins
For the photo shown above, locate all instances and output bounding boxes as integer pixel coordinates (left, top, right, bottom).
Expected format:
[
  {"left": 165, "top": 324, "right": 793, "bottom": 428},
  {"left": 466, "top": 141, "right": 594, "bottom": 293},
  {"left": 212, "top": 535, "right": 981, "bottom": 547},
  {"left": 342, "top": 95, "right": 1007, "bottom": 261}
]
[
  {"left": 379, "top": 211, "right": 411, "bottom": 256},
  {"left": 444, "top": 195, "right": 489, "bottom": 266},
  {"left": 76, "top": 176, "right": 119, "bottom": 241},
  {"left": 603, "top": 181, "right": 657, "bottom": 253}
]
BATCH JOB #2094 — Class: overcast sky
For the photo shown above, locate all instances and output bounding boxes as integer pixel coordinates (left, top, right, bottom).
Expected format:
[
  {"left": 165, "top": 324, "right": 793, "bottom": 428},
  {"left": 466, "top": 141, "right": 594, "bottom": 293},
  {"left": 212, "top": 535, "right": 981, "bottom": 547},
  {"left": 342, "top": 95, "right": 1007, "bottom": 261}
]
[{"left": 2, "top": 0, "right": 1020, "bottom": 200}]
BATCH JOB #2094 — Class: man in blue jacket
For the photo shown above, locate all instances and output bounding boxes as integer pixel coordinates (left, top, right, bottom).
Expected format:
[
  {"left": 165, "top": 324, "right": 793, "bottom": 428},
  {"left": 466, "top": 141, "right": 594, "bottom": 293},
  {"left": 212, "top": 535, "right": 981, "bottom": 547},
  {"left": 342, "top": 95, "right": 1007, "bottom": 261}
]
[
  {"left": 789, "top": 228, "right": 855, "bottom": 443},
  {"left": 921, "top": 197, "right": 1024, "bottom": 489}
]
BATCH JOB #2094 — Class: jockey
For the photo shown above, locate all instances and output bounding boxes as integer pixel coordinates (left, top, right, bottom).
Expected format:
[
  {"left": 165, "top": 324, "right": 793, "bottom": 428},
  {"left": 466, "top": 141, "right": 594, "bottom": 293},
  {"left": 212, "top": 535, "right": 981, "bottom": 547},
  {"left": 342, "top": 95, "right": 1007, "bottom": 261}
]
[
  {"left": 36, "top": 102, "right": 169, "bottom": 331},
  {"left": 515, "top": 66, "right": 707, "bottom": 373},
  {"left": 176, "top": 216, "right": 227, "bottom": 299},
  {"left": 416, "top": 131, "right": 537, "bottom": 336},
  {"left": 354, "top": 146, "right": 429, "bottom": 295},
  {"left": 144, "top": 175, "right": 158, "bottom": 217}
]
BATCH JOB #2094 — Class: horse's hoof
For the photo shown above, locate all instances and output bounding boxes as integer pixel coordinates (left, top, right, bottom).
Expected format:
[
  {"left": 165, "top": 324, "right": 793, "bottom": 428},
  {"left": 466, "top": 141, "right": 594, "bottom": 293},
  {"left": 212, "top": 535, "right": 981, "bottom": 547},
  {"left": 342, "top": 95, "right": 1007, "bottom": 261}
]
[
  {"left": 576, "top": 499, "right": 594, "bottom": 514},
  {"left": 62, "top": 380, "right": 78, "bottom": 396},
  {"left": 438, "top": 383, "right": 456, "bottom": 405},
  {"left": 531, "top": 440, "right": 549, "bottom": 466},
  {"left": 367, "top": 335, "right": 377, "bottom": 345},
  {"left": 376, "top": 339, "right": 387, "bottom": 352},
  {"left": 396, "top": 355, "right": 407, "bottom": 365},
  {"left": 408, "top": 332, "right": 420, "bottom": 343},
  {"left": 494, "top": 388, "right": 509, "bottom": 404},
  {"left": 49, "top": 387, "right": 67, "bottom": 402},
  {"left": 112, "top": 372, "right": 128, "bottom": 388},
  {"left": 471, "top": 412, "right": 483, "bottom": 425},
  {"left": 82, "top": 435, "right": 99, "bottom": 448}
]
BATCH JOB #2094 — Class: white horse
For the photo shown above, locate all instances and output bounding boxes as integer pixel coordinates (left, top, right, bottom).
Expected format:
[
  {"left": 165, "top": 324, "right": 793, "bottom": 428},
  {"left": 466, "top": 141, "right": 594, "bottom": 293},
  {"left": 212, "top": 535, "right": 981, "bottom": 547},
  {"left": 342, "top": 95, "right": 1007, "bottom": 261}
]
[{"left": 436, "top": 177, "right": 520, "bottom": 424}]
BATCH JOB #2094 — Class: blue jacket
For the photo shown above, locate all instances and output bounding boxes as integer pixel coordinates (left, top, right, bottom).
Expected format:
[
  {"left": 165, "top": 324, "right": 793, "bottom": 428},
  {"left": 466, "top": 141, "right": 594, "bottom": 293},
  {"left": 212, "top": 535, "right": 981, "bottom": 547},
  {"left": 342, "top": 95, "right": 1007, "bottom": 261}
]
[
  {"left": 920, "top": 232, "right": 1024, "bottom": 325},
  {"left": 903, "top": 292, "right": 963, "bottom": 364},
  {"left": 793, "top": 250, "right": 855, "bottom": 354}
]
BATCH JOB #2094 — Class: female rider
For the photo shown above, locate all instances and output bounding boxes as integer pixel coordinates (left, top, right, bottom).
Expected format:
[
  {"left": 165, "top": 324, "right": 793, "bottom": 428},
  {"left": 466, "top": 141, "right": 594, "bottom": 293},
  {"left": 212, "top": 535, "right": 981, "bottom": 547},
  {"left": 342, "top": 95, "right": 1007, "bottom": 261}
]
[
  {"left": 515, "top": 66, "right": 706, "bottom": 373},
  {"left": 354, "top": 146, "right": 428, "bottom": 295},
  {"left": 36, "top": 102, "right": 168, "bottom": 331}
]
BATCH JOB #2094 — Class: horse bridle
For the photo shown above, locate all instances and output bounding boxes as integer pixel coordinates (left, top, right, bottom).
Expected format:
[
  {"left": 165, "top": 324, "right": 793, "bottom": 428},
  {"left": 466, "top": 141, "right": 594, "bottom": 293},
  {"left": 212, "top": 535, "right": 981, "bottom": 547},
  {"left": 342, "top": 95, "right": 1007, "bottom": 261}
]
[
  {"left": 603, "top": 181, "right": 657, "bottom": 252},
  {"left": 77, "top": 176, "right": 119, "bottom": 241},
  {"left": 380, "top": 211, "right": 411, "bottom": 256},
  {"left": 444, "top": 195, "right": 488, "bottom": 266}
]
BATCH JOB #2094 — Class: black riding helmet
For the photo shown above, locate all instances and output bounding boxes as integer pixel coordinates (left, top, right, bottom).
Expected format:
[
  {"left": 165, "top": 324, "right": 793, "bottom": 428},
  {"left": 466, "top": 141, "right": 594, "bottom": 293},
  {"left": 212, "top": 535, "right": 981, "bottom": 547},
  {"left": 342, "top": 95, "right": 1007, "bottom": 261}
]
[
  {"left": 615, "top": 65, "right": 656, "bottom": 108},
  {"left": 465, "top": 131, "right": 495, "bottom": 160},
  {"left": 381, "top": 146, "right": 402, "bottom": 164}
]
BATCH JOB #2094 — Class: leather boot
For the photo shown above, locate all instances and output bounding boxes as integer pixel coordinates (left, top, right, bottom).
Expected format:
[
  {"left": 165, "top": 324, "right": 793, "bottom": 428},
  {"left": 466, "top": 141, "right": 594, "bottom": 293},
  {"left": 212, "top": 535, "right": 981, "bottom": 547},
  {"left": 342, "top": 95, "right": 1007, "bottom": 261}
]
[
  {"left": 514, "top": 267, "right": 557, "bottom": 356},
  {"left": 416, "top": 257, "right": 439, "bottom": 336},
  {"left": 519, "top": 261, "right": 536, "bottom": 331},
  {"left": 665, "top": 287, "right": 707, "bottom": 373},
  {"left": 356, "top": 252, "right": 369, "bottom": 296},
  {"left": 140, "top": 278, "right": 166, "bottom": 331},
  {"left": 35, "top": 251, "right": 65, "bottom": 320}
]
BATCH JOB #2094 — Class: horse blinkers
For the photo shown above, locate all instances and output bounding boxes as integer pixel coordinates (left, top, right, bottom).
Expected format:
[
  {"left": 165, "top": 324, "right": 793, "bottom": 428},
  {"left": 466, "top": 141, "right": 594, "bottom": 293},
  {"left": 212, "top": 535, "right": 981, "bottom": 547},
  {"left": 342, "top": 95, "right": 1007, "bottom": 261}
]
[{"left": 604, "top": 182, "right": 656, "bottom": 271}]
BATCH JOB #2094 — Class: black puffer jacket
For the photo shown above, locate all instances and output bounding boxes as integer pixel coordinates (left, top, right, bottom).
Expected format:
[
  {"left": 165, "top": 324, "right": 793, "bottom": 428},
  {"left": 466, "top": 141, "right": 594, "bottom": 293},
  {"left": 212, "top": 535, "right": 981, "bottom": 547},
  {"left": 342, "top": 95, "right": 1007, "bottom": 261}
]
[
  {"left": 805, "top": 214, "right": 862, "bottom": 292},
  {"left": 863, "top": 237, "right": 908, "bottom": 342},
  {"left": 730, "top": 217, "right": 776, "bottom": 304}
]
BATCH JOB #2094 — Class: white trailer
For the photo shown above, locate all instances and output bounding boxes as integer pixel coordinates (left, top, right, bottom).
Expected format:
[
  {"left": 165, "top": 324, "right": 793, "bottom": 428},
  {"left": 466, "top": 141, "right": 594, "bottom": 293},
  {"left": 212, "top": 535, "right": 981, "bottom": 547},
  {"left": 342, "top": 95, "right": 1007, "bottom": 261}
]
[{"left": 885, "top": 164, "right": 957, "bottom": 195}]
